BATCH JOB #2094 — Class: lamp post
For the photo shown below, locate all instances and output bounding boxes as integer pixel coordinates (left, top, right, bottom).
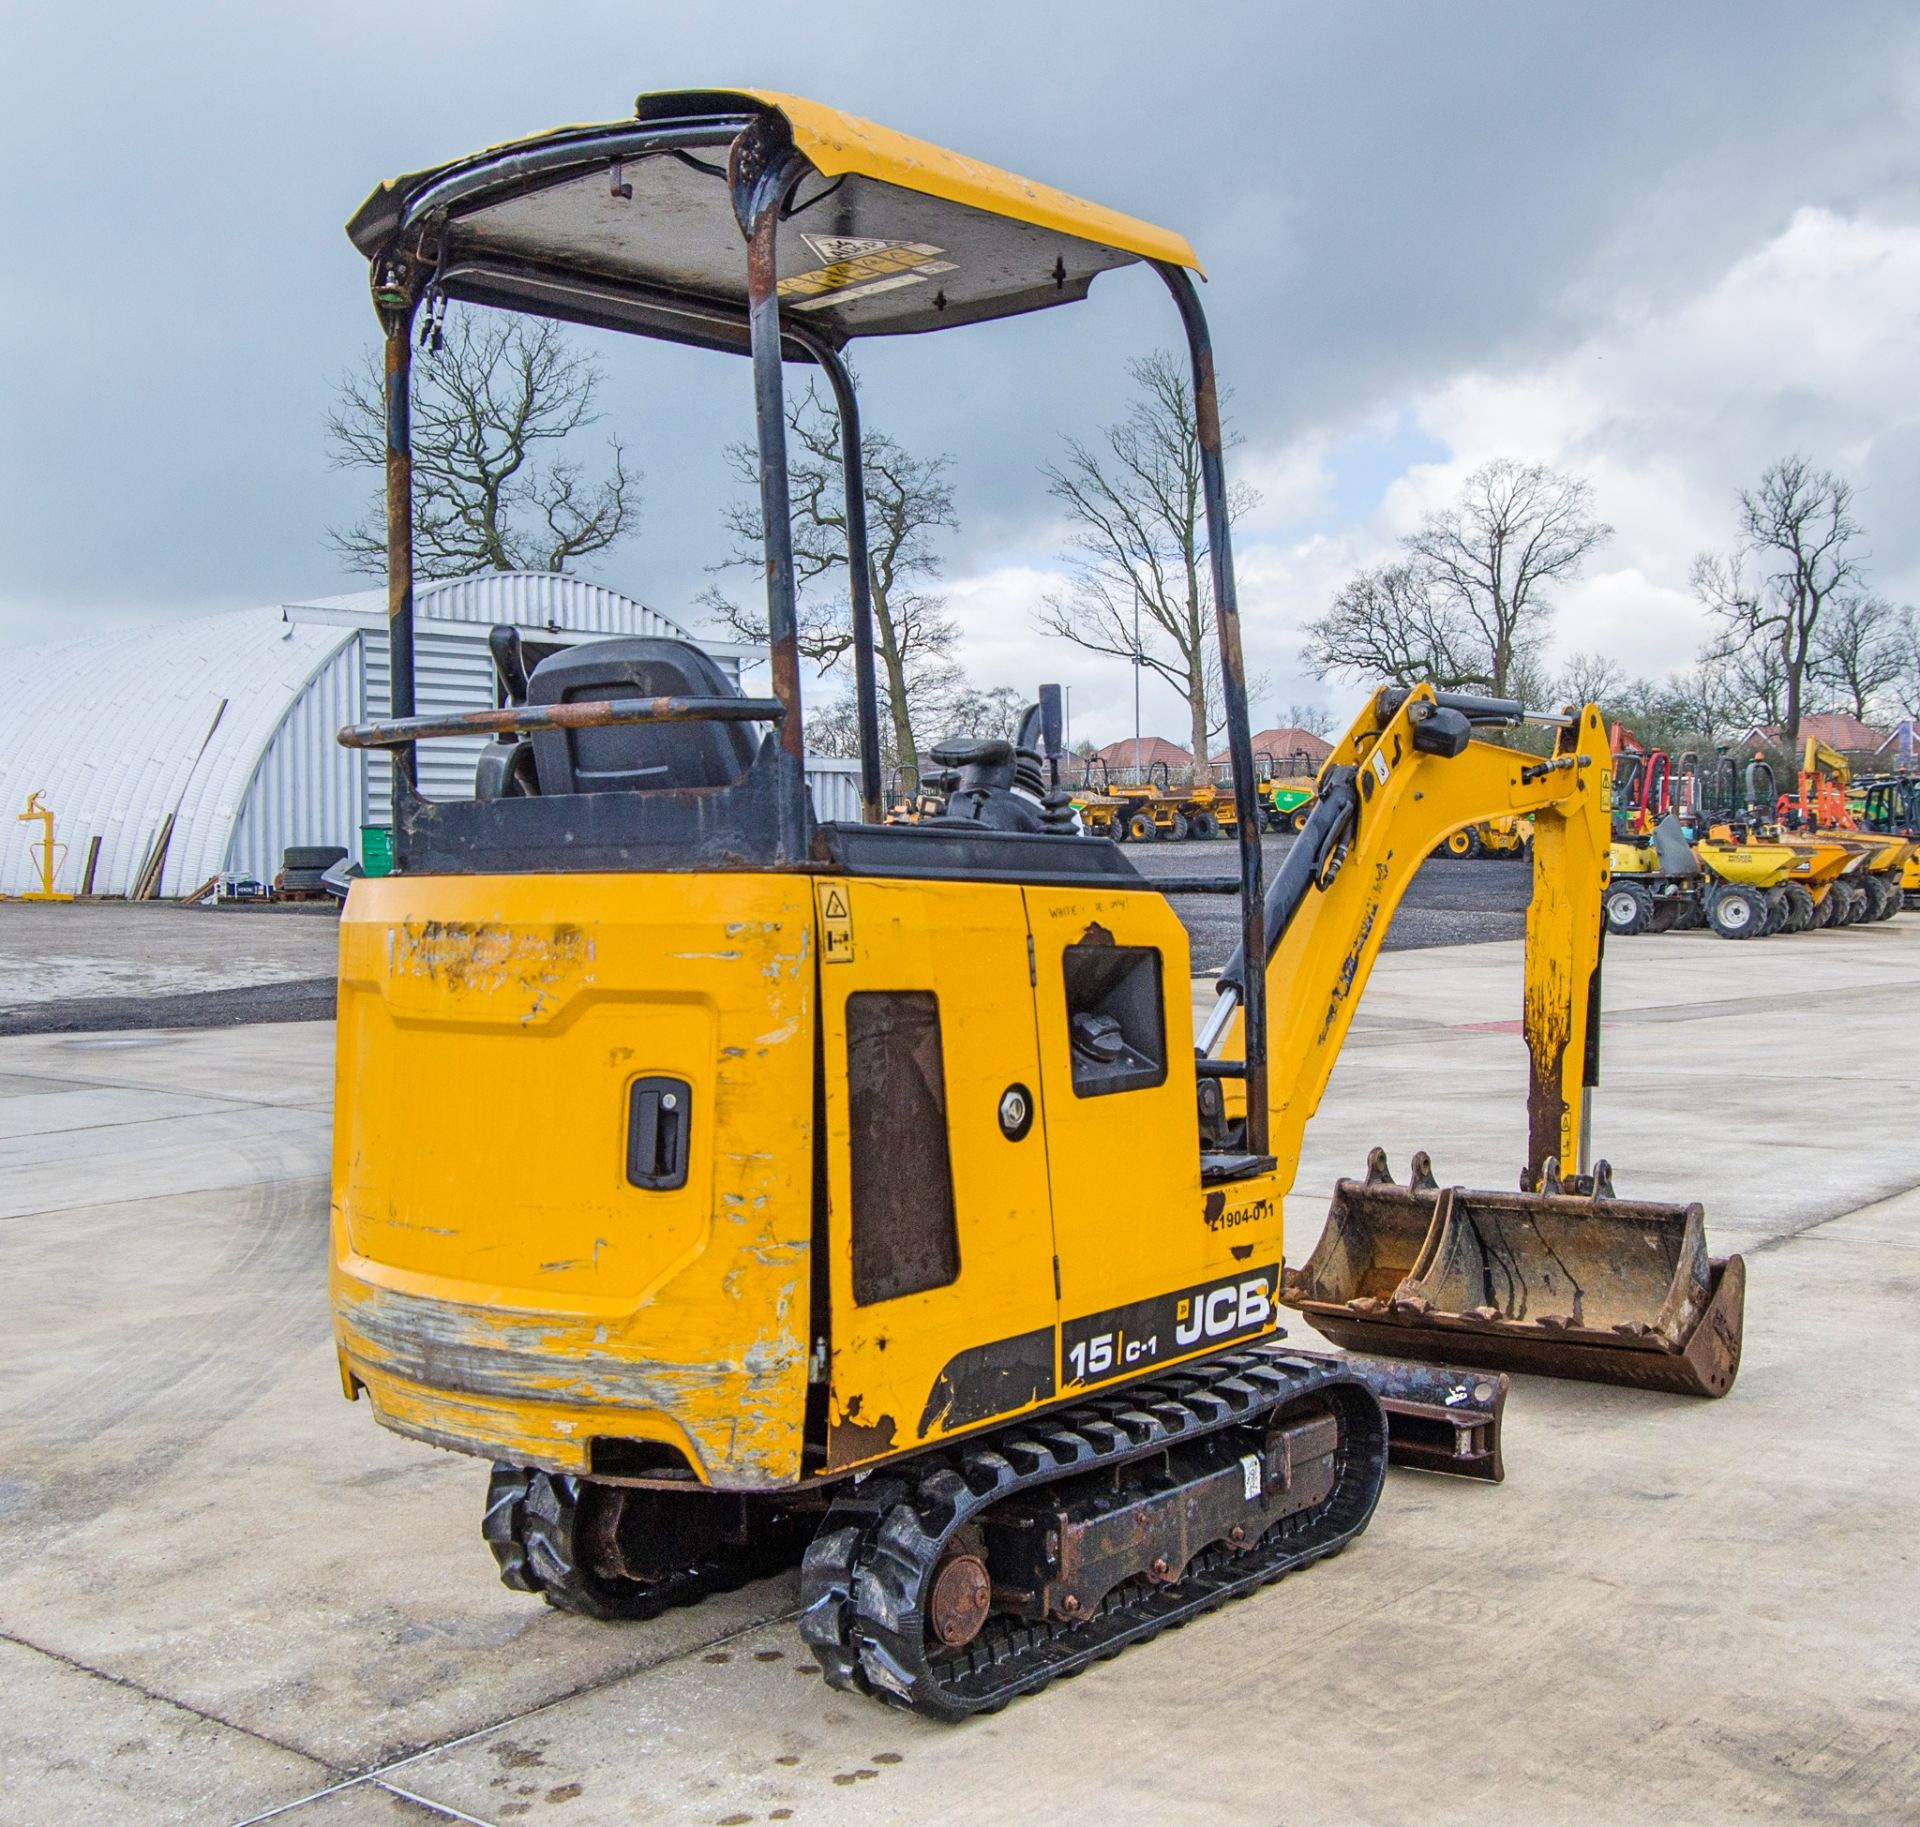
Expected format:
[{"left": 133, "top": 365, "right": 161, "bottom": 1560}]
[{"left": 1132, "top": 582, "right": 1143, "bottom": 782}]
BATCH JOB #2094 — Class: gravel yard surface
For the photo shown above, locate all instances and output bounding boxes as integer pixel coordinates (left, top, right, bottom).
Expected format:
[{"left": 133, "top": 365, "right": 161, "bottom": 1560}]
[{"left": 1127, "top": 833, "right": 1530, "bottom": 972}]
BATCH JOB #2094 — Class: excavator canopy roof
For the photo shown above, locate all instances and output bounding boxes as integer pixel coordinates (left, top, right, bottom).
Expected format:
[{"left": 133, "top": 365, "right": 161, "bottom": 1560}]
[{"left": 346, "top": 88, "right": 1202, "bottom": 352}]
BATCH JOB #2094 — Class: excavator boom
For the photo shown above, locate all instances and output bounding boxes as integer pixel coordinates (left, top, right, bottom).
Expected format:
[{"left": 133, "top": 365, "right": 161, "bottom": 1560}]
[{"left": 1229, "top": 686, "right": 1745, "bottom": 1395}]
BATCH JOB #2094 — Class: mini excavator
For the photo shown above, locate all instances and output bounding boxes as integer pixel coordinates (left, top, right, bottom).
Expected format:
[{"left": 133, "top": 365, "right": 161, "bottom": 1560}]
[{"left": 329, "top": 91, "right": 1744, "bottom": 1722}]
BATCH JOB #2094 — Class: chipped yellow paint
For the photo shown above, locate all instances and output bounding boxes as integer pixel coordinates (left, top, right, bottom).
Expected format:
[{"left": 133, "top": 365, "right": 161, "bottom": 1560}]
[{"left": 331, "top": 871, "right": 815, "bottom": 1488}]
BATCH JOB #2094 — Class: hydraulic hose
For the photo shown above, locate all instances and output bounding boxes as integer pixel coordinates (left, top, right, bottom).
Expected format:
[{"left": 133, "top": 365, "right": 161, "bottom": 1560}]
[{"left": 1203, "top": 766, "right": 1361, "bottom": 1053}]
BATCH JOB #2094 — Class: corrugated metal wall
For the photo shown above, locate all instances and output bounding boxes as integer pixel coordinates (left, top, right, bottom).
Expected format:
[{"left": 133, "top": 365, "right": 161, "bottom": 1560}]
[
  {"left": 360, "top": 623, "right": 502, "bottom": 826},
  {"left": 805, "top": 759, "right": 864, "bottom": 824},
  {"left": 408, "top": 573, "right": 702, "bottom": 639},
  {"left": 226, "top": 640, "right": 366, "bottom": 883},
  {"left": 0, "top": 609, "right": 354, "bottom": 897},
  {"left": 1, "top": 576, "right": 861, "bottom": 897}
]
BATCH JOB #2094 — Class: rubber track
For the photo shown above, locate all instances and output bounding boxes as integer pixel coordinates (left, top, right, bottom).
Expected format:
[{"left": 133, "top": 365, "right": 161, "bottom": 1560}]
[
  {"left": 798, "top": 1346, "right": 1388, "bottom": 1720},
  {"left": 483, "top": 1465, "right": 772, "bottom": 1621}
]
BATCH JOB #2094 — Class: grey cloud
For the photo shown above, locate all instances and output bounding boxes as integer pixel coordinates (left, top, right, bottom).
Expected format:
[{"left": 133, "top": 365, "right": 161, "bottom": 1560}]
[{"left": 3, "top": 0, "right": 1918, "bottom": 658}]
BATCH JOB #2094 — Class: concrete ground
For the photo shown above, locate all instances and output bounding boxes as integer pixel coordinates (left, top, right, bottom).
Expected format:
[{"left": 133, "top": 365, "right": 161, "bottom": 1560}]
[
  {"left": 0, "top": 903, "right": 341, "bottom": 1036},
  {"left": 3, "top": 923, "right": 1917, "bottom": 1826},
  {"left": 0, "top": 902, "right": 339, "bottom": 1007}
]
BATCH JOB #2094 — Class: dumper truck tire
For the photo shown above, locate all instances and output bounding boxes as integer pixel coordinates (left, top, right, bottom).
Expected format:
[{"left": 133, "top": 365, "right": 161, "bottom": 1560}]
[
  {"left": 1126, "top": 812, "right": 1158, "bottom": 842},
  {"left": 1868, "top": 876, "right": 1900, "bottom": 921},
  {"left": 1762, "top": 888, "right": 1789, "bottom": 936},
  {"left": 1707, "top": 883, "right": 1767, "bottom": 940},
  {"left": 1604, "top": 880, "right": 1655, "bottom": 936},
  {"left": 1289, "top": 805, "right": 1311, "bottom": 833},
  {"left": 1265, "top": 808, "right": 1285, "bottom": 832},
  {"left": 1108, "top": 816, "right": 1127, "bottom": 843},
  {"left": 1783, "top": 883, "right": 1816, "bottom": 932},
  {"left": 1188, "top": 810, "right": 1219, "bottom": 840}
]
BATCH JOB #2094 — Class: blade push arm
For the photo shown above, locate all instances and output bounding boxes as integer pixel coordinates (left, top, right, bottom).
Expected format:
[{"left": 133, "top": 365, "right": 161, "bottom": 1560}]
[{"left": 1209, "top": 687, "right": 1611, "bottom": 1196}]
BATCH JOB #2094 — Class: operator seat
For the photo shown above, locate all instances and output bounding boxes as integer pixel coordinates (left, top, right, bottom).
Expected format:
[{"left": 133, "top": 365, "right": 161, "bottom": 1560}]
[{"left": 475, "top": 628, "right": 759, "bottom": 799}]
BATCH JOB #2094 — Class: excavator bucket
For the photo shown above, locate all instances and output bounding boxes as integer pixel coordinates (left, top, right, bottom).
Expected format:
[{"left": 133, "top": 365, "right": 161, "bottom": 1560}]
[{"left": 1281, "top": 1150, "right": 1745, "bottom": 1398}]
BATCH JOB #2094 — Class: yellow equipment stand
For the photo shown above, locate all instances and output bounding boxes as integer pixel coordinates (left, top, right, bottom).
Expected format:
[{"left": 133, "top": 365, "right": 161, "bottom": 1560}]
[{"left": 14, "top": 793, "right": 72, "bottom": 901}]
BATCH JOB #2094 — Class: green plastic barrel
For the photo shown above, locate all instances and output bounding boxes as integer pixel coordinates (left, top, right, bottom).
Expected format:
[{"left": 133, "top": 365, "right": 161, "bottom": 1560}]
[{"left": 360, "top": 826, "right": 394, "bottom": 878}]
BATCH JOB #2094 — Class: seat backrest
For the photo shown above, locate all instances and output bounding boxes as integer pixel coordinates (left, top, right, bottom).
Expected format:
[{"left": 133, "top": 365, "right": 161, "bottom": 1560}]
[{"left": 525, "top": 637, "right": 759, "bottom": 796}]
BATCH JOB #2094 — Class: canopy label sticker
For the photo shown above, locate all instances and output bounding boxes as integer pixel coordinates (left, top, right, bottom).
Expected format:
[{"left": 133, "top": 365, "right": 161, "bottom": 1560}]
[{"left": 780, "top": 234, "right": 957, "bottom": 312}]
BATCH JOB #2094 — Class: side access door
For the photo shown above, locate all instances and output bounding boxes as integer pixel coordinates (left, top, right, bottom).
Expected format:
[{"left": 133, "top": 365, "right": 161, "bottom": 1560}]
[
  {"left": 814, "top": 875, "right": 1059, "bottom": 1473},
  {"left": 1025, "top": 884, "right": 1283, "bottom": 1397}
]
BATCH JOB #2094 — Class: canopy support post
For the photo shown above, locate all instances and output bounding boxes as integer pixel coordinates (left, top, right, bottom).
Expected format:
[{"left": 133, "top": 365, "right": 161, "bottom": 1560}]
[
  {"left": 372, "top": 261, "right": 422, "bottom": 825},
  {"left": 1158, "top": 263, "right": 1267, "bottom": 1154},
  {"left": 733, "top": 129, "right": 811, "bottom": 845},
  {"left": 789, "top": 327, "right": 881, "bottom": 823}
]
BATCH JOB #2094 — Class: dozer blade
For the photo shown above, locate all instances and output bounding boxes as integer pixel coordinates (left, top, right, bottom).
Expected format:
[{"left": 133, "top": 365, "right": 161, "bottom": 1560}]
[
  {"left": 1280, "top": 1149, "right": 1745, "bottom": 1398},
  {"left": 1292, "top": 1351, "right": 1508, "bottom": 1481}
]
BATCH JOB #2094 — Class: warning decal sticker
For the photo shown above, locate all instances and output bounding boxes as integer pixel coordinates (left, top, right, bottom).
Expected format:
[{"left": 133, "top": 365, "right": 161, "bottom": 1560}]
[
  {"left": 778, "top": 233, "right": 957, "bottom": 313},
  {"left": 818, "top": 881, "right": 855, "bottom": 964}
]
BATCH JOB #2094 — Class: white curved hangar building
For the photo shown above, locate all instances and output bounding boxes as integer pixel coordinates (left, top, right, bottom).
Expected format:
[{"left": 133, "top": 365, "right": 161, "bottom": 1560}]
[{"left": 0, "top": 572, "right": 854, "bottom": 898}]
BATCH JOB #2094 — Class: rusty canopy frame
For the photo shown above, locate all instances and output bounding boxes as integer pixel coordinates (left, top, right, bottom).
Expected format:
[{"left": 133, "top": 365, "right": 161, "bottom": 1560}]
[{"left": 350, "top": 93, "right": 1272, "bottom": 1150}]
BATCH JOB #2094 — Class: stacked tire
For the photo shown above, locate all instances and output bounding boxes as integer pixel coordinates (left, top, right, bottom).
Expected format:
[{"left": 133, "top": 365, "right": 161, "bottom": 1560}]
[{"left": 282, "top": 845, "right": 348, "bottom": 896}]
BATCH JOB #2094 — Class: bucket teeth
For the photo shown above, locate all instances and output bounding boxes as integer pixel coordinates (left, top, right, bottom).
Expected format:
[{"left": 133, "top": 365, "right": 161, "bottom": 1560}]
[{"left": 1281, "top": 1152, "right": 1745, "bottom": 1398}]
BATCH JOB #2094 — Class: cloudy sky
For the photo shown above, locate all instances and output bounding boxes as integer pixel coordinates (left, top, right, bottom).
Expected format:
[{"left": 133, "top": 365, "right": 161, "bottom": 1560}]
[{"left": 5, "top": 2, "right": 1918, "bottom": 746}]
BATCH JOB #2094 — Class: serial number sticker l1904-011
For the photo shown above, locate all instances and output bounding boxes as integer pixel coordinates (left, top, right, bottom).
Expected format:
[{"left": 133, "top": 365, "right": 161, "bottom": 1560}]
[{"left": 1062, "top": 1265, "right": 1279, "bottom": 1389}]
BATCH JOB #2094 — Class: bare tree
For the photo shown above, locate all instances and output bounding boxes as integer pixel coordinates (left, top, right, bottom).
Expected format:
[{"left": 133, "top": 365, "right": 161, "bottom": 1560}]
[
  {"left": 1299, "top": 560, "right": 1481, "bottom": 690},
  {"left": 328, "top": 311, "right": 638, "bottom": 575},
  {"left": 1888, "top": 607, "right": 1920, "bottom": 721},
  {"left": 1281, "top": 701, "right": 1336, "bottom": 738},
  {"left": 1556, "top": 650, "right": 1627, "bottom": 708},
  {"left": 1408, "top": 460, "right": 1612, "bottom": 696},
  {"left": 705, "top": 381, "right": 957, "bottom": 773},
  {"left": 1691, "top": 456, "right": 1865, "bottom": 741},
  {"left": 1669, "top": 652, "right": 1753, "bottom": 747},
  {"left": 1307, "top": 461, "right": 1609, "bottom": 697},
  {"left": 1810, "top": 592, "right": 1901, "bottom": 721},
  {"left": 801, "top": 692, "right": 865, "bottom": 762},
  {"left": 1038, "top": 351, "right": 1259, "bottom": 765},
  {"left": 936, "top": 683, "right": 1029, "bottom": 743}
]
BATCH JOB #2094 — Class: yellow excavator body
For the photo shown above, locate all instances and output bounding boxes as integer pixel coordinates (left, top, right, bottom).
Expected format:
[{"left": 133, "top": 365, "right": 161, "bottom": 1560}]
[
  {"left": 333, "top": 867, "right": 1255, "bottom": 1483},
  {"left": 327, "top": 89, "right": 1742, "bottom": 1722},
  {"left": 333, "top": 693, "right": 1687, "bottom": 1489}
]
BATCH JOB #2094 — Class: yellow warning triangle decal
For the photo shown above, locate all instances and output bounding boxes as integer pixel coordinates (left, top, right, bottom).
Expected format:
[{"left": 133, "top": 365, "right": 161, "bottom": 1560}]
[{"left": 822, "top": 886, "right": 849, "bottom": 918}]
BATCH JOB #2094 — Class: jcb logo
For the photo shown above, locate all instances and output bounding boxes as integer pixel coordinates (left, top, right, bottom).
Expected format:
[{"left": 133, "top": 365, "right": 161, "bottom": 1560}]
[{"left": 1174, "top": 1276, "right": 1273, "bottom": 1347}]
